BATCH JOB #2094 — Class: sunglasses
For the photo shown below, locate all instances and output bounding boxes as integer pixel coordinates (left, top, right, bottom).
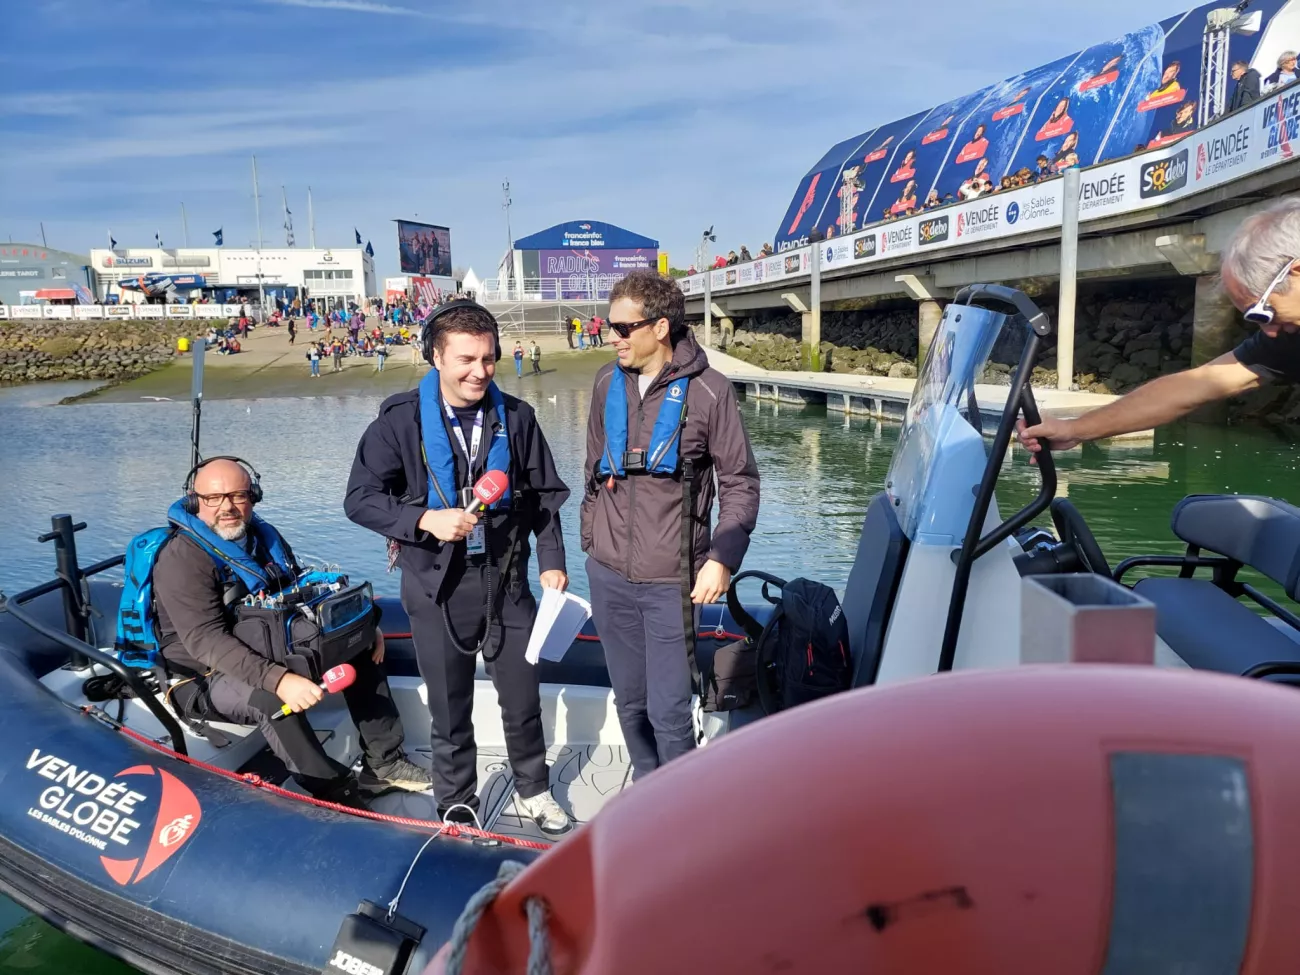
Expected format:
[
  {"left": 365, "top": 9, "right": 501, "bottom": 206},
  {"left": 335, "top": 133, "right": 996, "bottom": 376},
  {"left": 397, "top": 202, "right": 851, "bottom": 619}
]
[
  {"left": 1244, "top": 257, "right": 1298, "bottom": 325},
  {"left": 608, "top": 317, "right": 664, "bottom": 339}
]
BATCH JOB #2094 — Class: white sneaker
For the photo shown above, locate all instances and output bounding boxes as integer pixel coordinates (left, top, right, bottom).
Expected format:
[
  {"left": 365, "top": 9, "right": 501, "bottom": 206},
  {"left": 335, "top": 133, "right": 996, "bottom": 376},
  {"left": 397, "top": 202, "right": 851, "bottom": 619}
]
[{"left": 516, "top": 789, "right": 573, "bottom": 836}]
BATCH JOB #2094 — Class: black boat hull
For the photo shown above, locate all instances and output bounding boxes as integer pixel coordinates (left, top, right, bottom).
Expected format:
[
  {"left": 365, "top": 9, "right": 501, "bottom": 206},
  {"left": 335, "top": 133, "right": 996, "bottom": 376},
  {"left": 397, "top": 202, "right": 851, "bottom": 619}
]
[{"left": 0, "top": 583, "right": 751, "bottom": 974}]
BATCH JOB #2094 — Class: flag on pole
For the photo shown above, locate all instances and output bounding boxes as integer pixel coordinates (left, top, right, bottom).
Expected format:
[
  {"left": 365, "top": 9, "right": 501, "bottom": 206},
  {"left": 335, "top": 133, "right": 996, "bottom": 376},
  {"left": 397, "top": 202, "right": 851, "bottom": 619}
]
[
  {"left": 354, "top": 228, "right": 362, "bottom": 245},
  {"left": 213, "top": 228, "right": 223, "bottom": 246},
  {"left": 365, "top": 240, "right": 375, "bottom": 258},
  {"left": 155, "top": 231, "right": 163, "bottom": 247},
  {"left": 109, "top": 231, "right": 117, "bottom": 250}
]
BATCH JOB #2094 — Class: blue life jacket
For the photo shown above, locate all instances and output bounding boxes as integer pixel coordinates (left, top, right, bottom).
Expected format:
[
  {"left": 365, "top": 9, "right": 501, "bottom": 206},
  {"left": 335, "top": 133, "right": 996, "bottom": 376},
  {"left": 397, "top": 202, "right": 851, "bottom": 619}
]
[
  {"left": 418, "top": 368, "right": 512, "bottom": 509},
  {"left": 114, "top": 502, "right": 297, "bottom": 662},
  {"left": 598, "top": 370, "right": 690, "bottom": 477}
]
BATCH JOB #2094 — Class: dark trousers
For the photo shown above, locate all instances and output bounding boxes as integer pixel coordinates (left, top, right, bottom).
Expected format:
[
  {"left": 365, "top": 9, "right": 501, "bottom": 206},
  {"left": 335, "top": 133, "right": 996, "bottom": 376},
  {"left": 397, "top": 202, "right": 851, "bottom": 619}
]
[
  {"left": 586, "top": 556, "right": 696, "bottom": 779},
  {"left": 530, "top": 358, "right": 541, "bottom": 374},
  {"left": 198, "top": 652, "right": 405, "bottom": 794},
  {"left": 406, "top": 566, "right": 548, "bottom": 813}
]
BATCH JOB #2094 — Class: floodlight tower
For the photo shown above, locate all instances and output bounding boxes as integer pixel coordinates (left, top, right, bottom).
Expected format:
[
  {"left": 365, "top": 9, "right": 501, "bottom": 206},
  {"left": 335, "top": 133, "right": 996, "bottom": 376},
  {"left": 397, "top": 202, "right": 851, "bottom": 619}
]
[
  {"left": 1201, "top": 2, "right": 1262, "bottom": 126},
  {"left": 697, "top": 225, "right": 716, "bottom": 272}
]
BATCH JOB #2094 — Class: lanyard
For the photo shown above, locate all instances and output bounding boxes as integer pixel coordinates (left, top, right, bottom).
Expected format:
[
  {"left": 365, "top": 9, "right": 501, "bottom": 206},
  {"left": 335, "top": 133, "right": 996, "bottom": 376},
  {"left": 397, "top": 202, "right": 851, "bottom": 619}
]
[{"left": 444, "top": 402, "right": 484, "bottom": 480}]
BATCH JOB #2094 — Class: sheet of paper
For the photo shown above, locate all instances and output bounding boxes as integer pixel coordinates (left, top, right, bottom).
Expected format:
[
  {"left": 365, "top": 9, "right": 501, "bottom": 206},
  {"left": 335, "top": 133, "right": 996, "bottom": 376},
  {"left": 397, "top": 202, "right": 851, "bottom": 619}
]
[{"left": 525, "top": 588, "right": 593, "bottom": 664}]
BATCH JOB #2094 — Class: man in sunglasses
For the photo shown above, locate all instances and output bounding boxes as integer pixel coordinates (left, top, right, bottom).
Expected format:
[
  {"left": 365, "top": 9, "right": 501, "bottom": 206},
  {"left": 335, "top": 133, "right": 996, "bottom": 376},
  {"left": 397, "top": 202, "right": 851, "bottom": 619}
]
[
  {"left": 582, "top": 270, "right": 760, "bottom": 780},
  {"left": 1019, "top": 197, "right": 1300, "bottom": 454}
]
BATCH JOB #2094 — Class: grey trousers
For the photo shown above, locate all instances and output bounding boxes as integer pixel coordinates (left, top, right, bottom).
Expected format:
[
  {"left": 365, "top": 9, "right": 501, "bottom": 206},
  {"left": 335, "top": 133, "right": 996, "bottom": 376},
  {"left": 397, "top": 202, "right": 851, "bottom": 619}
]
[{"left": 586, "top": 556, "right": 697, "bottom": 779}]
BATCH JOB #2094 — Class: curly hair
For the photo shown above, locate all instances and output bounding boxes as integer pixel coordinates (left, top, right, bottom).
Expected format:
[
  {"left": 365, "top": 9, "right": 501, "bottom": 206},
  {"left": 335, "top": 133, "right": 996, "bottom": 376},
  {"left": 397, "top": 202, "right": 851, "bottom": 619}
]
[{"left": 609, "top": 269, "right": 687, "bottom": 344}]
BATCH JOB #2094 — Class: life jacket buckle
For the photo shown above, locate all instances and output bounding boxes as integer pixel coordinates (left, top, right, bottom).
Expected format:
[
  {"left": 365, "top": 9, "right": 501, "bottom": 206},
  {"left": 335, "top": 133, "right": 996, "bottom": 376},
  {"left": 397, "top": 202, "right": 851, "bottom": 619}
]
[{"left": 622, "top": 449, "right": 647, "bottom": 474}]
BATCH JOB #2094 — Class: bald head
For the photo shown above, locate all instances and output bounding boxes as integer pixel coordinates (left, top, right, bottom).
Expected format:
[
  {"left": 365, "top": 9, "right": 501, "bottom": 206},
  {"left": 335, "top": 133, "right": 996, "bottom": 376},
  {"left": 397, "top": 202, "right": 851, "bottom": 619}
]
[
  {"left": 191, "top": 458, "right": 254, "bottom": 538},
  {"left": 193, "top": 458, "right": 251, "bottom": 495}
]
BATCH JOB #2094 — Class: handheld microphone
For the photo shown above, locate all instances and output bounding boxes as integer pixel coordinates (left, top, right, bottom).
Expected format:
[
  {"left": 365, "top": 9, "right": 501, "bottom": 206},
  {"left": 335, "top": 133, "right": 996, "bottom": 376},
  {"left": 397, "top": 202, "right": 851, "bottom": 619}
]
[
  {"left": 270, "top": 663, "right": 357, "bottom": 721},
  {"left": 465, "top": 470, "right": 508, "bottom": 513}
]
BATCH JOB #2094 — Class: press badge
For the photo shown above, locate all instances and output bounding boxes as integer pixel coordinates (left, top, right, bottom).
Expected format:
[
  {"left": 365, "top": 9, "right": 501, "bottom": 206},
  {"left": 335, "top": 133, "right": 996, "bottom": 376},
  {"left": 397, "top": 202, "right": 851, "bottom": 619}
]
[{"left": 466, "top": 523, "right": 486, "bottom": 555}]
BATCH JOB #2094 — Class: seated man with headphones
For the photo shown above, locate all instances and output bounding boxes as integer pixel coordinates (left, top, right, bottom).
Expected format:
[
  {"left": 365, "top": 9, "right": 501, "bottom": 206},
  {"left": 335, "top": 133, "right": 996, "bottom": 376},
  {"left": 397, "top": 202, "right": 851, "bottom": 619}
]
[
  {"left": 152, "top": 456, "right": 430, "bottom": 807},
  {"left": 345, "top": 299, "right": 573, "bottom": 834}
]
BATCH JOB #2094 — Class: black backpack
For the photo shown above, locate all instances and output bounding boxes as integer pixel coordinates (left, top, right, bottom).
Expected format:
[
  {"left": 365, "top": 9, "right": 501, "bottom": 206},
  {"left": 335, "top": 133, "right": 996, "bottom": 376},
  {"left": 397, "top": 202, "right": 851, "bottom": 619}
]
[{"left": 728, "top": 571, "right": 852, "bottom": 714}]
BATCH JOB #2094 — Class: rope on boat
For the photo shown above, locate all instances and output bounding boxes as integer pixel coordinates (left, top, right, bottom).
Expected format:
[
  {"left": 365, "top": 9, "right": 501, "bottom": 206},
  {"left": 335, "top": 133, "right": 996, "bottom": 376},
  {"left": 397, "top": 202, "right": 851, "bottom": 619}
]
[
  {"left": 100, "top": 710, "right": 550, "bottom": 852},
  {"left": 444, "top": 859, "right": 553, "bottom": 975}
]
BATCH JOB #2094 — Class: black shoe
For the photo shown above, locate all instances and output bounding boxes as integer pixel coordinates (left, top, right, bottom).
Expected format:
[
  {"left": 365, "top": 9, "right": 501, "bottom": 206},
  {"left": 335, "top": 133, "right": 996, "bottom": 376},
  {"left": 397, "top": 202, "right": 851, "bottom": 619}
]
[
  {"left": 358, "top": 756, "right": 433, "bottom": 793},
  {"left": 438, "top": 805, "right": 479, "bottom": 826},
  {"left": 307, "top": 774, "right": 369, "bottom": 810}
]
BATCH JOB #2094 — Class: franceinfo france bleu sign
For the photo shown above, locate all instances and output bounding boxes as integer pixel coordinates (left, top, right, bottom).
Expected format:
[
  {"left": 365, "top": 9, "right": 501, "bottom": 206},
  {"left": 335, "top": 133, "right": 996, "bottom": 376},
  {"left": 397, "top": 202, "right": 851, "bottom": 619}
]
[{"left": 513, "top": 220, "right": 659, "bottom": 251}]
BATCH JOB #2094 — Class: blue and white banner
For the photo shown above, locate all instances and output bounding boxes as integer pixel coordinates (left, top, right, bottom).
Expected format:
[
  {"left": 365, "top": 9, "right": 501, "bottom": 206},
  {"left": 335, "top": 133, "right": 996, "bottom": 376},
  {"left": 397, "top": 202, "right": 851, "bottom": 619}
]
[{"left": 683, "top": 88, "right": 1300, "bottom": 298}]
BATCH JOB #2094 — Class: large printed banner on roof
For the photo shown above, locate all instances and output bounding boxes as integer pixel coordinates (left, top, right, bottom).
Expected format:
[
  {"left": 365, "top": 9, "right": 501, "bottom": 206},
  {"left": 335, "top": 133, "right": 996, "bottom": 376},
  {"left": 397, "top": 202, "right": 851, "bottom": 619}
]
[
  {"left": 775, "top": 0, "right": 1300, "bottom": 251},
  {"left": 682, "top": 89, "right": 1300, "bottom": 299}
]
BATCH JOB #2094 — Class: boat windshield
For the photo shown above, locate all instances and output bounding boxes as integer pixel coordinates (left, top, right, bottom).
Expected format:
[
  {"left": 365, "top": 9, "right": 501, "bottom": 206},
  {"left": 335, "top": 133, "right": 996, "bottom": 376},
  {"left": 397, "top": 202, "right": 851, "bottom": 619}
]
[{"left": 885, "top": 303, "right": 1016, "bottom": 537}]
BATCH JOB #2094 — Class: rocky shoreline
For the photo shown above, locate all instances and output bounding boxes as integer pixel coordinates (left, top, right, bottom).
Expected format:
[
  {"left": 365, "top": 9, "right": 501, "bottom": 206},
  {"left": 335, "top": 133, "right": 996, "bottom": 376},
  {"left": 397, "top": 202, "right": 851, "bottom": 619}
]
[
  {"left": 0, "top": 320, "right": 192, "bottom": 386},
  {"left": 716, "top": 282, "right": 1200, "bottom": 396}
]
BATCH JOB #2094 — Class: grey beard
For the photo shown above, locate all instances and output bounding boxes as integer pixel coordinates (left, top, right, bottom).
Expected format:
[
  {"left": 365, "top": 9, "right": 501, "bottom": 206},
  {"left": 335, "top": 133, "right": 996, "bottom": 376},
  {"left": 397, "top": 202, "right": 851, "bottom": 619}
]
[{"left": 213, "top": 520, "right": 248, "bottom": 541}]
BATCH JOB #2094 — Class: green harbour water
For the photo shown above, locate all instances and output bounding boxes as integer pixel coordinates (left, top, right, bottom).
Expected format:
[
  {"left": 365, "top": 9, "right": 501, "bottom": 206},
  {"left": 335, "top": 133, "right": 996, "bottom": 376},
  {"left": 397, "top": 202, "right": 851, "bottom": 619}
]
[{"left": 0, "top": 360, "right": 1297, "bottom": 970}]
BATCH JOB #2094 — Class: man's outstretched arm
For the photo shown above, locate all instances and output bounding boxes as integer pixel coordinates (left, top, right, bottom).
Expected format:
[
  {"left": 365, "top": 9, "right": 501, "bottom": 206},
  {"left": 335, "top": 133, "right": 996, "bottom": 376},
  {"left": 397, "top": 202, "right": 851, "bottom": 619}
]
[{"left": 1017, "top": 352, "right": 1263, "bottom": 452}]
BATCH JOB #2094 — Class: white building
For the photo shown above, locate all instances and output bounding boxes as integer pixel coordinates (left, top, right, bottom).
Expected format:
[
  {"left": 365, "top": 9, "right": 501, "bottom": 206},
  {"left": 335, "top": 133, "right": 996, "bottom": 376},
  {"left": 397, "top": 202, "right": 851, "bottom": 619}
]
[
  {"left": 87, "top": 246, "right": 376, "bottom": 305},
  {"left": 383, "top": 273, "right": 457, "bottom": 302}
]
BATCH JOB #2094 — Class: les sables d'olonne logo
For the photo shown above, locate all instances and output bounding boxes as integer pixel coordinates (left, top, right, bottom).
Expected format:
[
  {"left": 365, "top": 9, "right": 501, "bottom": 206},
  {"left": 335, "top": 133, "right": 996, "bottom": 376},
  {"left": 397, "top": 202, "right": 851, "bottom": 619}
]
[{"left": 26, "top": 750, "right": 202, "bottom": 886}]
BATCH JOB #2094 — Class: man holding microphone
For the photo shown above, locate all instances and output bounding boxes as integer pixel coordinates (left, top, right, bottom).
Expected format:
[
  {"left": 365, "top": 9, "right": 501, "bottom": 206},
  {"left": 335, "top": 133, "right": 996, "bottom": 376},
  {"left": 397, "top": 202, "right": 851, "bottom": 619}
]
[
  {"left": 345, "top": 300, "right": 573, "bottom": 835},
  {"left": 582, "top": 269, "right": 760, "bottom": 780}
]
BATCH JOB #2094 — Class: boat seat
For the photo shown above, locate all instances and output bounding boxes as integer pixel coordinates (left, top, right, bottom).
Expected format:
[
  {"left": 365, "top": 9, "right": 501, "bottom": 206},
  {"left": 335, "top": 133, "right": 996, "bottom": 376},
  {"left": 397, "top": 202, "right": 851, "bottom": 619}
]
[
  {"left": 1170, "top": 494, "right": 1300, "bottom": 598},
  {"left": 1132, "top": 577, "right": 1300, "bottom": 675},
  {"left": 842, "top": 492, "right": 909, "bottom": 688}
]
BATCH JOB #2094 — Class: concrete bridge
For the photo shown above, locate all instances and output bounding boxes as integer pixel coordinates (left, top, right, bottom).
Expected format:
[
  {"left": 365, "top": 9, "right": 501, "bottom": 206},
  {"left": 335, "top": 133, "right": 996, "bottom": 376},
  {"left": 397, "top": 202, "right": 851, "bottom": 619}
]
[{"left": 686, "top": 151, "right": 1300, "bottom": 382}]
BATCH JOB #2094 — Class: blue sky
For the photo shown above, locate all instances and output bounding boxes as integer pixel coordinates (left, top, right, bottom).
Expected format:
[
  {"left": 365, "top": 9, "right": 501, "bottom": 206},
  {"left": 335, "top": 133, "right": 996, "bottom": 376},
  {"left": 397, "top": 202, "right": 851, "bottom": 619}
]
[{"left": 1, "top": 0, "right": 1195, "bottom": 280}]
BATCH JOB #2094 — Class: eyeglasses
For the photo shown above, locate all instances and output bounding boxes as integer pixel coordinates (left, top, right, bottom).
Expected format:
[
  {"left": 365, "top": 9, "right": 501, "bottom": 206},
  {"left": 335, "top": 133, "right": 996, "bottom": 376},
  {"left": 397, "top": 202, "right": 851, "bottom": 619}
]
[
  {"left": 608, "top": 317, "right": 663, "bottom": 339},
  {"left": 1244, "top": 257, "right": 1298, "bottom": 325},
  {"left": 194, "top": 491, "right": 254, "bottom": 507}
]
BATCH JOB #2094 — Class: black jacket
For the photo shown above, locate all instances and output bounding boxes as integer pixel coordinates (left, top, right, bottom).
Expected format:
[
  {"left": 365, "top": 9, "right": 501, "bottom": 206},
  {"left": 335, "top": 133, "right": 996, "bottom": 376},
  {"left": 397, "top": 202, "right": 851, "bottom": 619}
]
[
  {"left": 344, "top": 386, "right": 569, "bottom": 602},
  {"left": 1229, "top": 68, "right": 1262, "bottom": 111}
]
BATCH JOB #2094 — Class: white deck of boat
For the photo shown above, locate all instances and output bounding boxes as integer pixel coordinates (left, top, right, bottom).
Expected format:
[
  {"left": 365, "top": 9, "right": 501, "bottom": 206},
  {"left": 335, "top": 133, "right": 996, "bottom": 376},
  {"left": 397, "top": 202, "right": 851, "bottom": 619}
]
[{"left": 40, "top": 665, "right": 663, "bottom": 845}]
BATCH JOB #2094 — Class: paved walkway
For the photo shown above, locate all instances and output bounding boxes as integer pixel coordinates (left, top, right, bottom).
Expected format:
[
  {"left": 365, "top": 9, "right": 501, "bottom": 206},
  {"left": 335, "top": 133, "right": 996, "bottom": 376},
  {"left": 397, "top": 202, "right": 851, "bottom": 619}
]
[{"left": 705, "top": 346, "right": 1126, "bottom": 422}]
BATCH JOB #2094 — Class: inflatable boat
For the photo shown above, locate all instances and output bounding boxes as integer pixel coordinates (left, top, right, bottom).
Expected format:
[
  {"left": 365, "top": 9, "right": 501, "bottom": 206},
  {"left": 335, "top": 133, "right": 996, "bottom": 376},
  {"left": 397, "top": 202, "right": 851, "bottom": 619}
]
[{"left": 4, "top": 284, "right": 1300, "bottom": 975}]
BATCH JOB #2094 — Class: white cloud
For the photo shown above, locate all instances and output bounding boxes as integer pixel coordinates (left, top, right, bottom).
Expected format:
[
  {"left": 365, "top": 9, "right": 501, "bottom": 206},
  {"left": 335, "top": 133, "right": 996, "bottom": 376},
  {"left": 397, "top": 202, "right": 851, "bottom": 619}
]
[
  {"left": 255, "top": 0, "right": 436, "bottom": 17},
  {"left": 5, "top": 0, "right": 1202, "bottom": 274}
]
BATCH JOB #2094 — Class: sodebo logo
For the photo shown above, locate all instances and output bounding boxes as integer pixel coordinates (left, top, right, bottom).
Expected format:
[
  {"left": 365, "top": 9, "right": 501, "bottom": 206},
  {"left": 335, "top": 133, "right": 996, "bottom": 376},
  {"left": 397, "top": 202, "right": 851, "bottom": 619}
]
[
  {"left": 24, "top": 750, "right": 202, "bottom": 886},
  {"left": 1140, "top": 149, "right": 1189, "bottom": 198}
]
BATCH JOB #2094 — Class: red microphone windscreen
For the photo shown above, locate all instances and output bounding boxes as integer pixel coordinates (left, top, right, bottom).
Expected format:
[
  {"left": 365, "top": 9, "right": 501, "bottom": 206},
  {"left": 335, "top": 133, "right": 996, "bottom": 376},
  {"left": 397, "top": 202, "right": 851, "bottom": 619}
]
[
  {"left": 473, "top": 470, "right": 509, "bottom": 507},
  {"left": 322, "top": 663, "right": 357, "bottom": 693}
]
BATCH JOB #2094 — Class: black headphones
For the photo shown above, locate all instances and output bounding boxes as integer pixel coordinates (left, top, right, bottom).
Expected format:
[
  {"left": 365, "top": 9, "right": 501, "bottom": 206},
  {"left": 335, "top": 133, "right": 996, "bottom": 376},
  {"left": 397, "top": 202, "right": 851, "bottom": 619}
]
[
  {"left": 419, "top": 298, "right": 502, "bottom": 365},
  {"left": 181, "top": 455, "right": 264, "bottom": 514}
]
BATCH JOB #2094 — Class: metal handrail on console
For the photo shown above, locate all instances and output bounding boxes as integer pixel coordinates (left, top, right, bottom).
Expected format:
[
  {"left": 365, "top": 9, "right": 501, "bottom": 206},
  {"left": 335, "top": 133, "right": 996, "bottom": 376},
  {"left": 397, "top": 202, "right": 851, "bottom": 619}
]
[{"left": 937, "top": 285, "right": 1056, "bottom": 674}]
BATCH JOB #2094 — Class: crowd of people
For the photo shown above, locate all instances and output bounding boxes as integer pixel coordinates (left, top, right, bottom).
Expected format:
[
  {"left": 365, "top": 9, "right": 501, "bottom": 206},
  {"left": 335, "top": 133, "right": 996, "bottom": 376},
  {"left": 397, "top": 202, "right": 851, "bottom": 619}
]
[
  {"left": 301, "top": 319, "right": 413, "bottom": 377},
  {"left": 564, "top": 315, "right": 606, "bottom": 350},
  {"left": 684, "top": 243, "right": 774, "bottom": 274}
]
